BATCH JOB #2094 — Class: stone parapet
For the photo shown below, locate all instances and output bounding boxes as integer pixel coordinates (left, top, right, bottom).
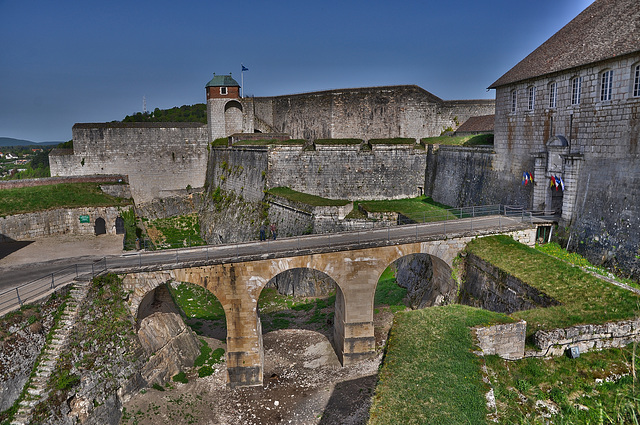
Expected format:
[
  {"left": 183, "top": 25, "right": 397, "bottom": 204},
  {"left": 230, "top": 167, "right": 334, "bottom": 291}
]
[{"left": 473, "top": 321, "right": 526, "bottom": 360}]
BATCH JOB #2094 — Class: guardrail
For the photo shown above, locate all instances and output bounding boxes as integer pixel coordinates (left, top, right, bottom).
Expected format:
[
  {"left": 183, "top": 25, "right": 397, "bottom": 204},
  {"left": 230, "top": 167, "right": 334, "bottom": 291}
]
[
  {"left": 1, "top": 204, "right": 538, "bottom": 317},
  {"left": 0, "top": 257, "right": 107, "bottom": 316}
]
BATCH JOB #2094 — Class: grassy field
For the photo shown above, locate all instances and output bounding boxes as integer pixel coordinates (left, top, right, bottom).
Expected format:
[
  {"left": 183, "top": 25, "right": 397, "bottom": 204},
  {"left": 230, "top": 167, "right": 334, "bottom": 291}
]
[
  {"left": 354, "top": 195, "right": 456, "bottom": 222},
  {"left": 485, "top": 345, "right": 640, "bottom": 424},
  {"left": 144, "top": 213, "right": 206, "bottom": 249},
  {"left": 467, "top": 236, "right": 640, "bottom": 337},
  {"left": 369, "top": 304, "right": 514, "bottom": 425},
  {"left": 421, "top": 134, "right": 494, "bottom": 146},
  {"left": 232, "top": 139, "right": 306, "bottom": 146},
  {"left": 0, "top": 182, "right": 131, "bottom": 216},
  {"left": 267, "top": 186, "right": 351, "bottom": 207}
]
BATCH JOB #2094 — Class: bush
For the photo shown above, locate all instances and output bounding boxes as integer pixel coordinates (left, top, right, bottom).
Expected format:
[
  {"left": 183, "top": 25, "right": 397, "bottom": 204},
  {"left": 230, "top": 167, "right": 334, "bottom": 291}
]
[{"left": 172, "top": 371, "right": 188, "bottom": 384}]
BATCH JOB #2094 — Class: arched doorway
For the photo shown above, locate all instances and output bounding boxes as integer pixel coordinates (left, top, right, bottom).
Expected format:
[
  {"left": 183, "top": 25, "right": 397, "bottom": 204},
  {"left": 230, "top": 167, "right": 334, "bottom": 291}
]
[
  {"left": 224, "top": 100, "right": 243, "bottom": 135},
  {"left": 94, "top": 217, "right": 106, "bottom": 235},
  {"left": 115, "top": 216, "right": 125, "bottom": 234}
]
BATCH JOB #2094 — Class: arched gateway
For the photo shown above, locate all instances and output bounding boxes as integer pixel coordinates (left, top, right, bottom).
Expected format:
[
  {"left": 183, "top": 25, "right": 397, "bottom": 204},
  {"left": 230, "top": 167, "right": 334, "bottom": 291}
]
[{"left": 120, "top": 230, "right": 539, "bottom": 388}]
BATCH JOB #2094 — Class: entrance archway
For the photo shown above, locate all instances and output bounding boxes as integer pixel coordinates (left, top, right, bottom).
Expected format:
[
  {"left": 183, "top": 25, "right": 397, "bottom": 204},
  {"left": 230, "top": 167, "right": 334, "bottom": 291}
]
[
  {"left": 115, "top": 216, "right": 125, "bottom": 234},
  {"left": 224, "top": 100, "right": 243, "bottom": 135},
  {"left": 94, "top": 217, "right": 106, "bottom": 235}
]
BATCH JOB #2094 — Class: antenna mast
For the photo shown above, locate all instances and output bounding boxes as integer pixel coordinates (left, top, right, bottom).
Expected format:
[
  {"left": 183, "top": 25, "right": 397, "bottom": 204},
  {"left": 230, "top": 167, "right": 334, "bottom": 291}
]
[{"left": 143, "top": 96, "right": 147, "bottom": 114}]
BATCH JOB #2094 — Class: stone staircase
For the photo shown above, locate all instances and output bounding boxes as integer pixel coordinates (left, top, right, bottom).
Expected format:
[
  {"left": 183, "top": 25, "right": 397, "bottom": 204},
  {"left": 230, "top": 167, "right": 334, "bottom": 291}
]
[{"left": 10, "top": 279, "right": 91, "bottom": 425}]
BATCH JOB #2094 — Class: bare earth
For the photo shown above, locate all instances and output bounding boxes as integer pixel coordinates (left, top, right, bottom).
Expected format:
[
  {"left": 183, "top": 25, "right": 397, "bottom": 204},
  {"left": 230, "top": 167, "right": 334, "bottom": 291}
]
[{"left": 121, "top": 330, "right": 384, "bottom": 425}]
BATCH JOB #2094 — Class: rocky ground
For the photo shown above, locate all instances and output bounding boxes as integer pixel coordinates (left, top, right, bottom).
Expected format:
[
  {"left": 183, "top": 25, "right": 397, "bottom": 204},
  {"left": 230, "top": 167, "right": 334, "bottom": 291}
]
[
  {"left": 120, "top": 299, "right": 398, "bottom": 425},
  {"left": 121, "top": 330, "right": 383, "bottom": 425}
]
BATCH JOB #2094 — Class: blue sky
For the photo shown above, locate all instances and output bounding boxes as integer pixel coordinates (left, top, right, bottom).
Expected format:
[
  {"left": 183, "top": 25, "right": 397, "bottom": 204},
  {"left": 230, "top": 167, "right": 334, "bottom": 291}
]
[{"left": 0, "top": 0, "right": 594, "bottom": 142}]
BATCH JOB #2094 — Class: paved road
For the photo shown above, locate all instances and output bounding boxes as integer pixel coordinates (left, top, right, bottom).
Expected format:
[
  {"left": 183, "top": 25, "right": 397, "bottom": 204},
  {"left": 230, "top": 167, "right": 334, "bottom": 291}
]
[{"left": 1, "top": 215, "right": 533, "bottom": 315}]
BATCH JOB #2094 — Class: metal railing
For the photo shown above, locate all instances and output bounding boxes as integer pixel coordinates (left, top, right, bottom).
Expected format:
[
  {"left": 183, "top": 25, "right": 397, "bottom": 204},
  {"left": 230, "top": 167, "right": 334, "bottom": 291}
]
[
  {"left": 0, "top": 257, "right": 107, "bottom": 316},
  {"left": 1, "top": 204, "right": 536, "bottom": 316}
]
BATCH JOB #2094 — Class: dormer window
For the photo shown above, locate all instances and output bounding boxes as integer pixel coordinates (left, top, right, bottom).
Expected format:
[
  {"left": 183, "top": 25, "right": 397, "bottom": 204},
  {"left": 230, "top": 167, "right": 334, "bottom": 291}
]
[
  {"left": 220, "top": 87, "right": 228, "bottom": 95},
  {"left": 600, "top": 70, "right": 613, "bottom": 101}
]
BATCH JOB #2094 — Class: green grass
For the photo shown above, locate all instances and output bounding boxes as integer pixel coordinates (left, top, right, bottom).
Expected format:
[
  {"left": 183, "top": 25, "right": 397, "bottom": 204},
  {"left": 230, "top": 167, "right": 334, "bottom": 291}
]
[
  {"left": 314, "top": 138, "right": 363, "bottom": 145},
  {"left": 145, "top": 213, "right": 206, "bottom": 249},
  {"left": 267, "top": 186, "right": 350, "bottom": 207},
  {"left": 369, "top": 304, "right": 514, "bottom": 425},
  {"left": 368, "top": 137, "right": 416, "bottom": 145},
  {"left": 232, "top": 139, "right": 306, "bottom": 146},
  {"left": 353, "top": 196, "right": 456, "bottom": 222},
  {"left": 467, "top": 236, "right": 640, "bottom": 337},
  {"left": 485, "top": 345, "right": 640, "bottom": 424},
  {"left": 0, "top": 182, "right": 131, "bottom": 216},
  {"left": 210, "top": 137, "right": 228, "bottom": 147},
  {"left": 537, "top": 242, "right": 640, "bottom": 290},
  {"left": 375, "top": 267, "right": 407, "bottom": 313},
  {"left": 168, "top": 283, "right": 226, "bottom": 323},
  {"left": 421, "top": 134, "right": 494, "bottom": 146}
]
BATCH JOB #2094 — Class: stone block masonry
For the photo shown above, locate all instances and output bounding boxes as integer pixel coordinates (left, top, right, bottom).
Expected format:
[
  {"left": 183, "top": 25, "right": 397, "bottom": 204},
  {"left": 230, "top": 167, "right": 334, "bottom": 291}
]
[
  {"left": 50, "top": 123, "right": 209, "bottom": 204},
  {"left": 0, "top": 206, "right": 131, "bottom": 242},
  {"left": 0, "top": 175, "right": 128, "bottom": 190},
  {"left": 473, "top": 321, "right": 526, "bottom": 360}
]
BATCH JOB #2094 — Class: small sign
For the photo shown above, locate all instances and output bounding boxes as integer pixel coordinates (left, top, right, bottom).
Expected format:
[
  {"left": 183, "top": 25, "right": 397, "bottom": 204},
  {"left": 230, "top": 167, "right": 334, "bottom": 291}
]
[{"left": 79, "top": 215, "right": 90, "bottom": 223}]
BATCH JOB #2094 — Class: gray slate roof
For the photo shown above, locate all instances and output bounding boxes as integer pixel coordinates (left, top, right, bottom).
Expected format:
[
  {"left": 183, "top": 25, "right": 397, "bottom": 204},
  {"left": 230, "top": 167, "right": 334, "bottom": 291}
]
[
  {"left": 489, "top": 0, "right": 640, "bottom": 88},
  {"left": 205, "top": 74, "right": 240, "bottom": 87}
]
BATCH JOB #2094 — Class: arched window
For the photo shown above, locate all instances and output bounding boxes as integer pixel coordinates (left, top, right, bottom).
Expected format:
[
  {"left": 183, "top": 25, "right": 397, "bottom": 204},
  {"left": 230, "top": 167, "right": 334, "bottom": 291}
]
[
  {"left": 548, "top": 82, "right": 557, "bottom": 108},
  {"left": 600, "top": 69, "right": 613, "bottom": 101}
]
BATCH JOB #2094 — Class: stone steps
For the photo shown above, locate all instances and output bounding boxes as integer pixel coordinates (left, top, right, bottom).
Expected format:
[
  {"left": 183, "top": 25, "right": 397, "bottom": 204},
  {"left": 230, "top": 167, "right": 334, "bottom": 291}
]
[{"left": 10, "top": 280, "right": 91, "bottom": 425}]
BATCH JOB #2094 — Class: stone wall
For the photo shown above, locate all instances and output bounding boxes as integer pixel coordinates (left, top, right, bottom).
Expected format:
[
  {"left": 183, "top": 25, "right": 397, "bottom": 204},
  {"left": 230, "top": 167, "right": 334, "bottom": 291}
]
[
  {"left": 253, "top": 86, "right": 495, "bottom": 141},
  {"left": 50, "top": 123, "right": 209, "bottom": 203},
  {"left": 207, "top": 146, "right": 269, "bottom": 203},
  {"left": 0, "top": 206, "right": 130, "bottom": 242},
  {"left": 532, "top": 318, "right": 640, "bottom": 356},
  {"left": 472, "top": 321, "right": 526, "bottom": 360},
  {"left": 267, "top": 144, "right": 427, "bottom": 200},
  {"left": 0, "top": 175, "right": 128, "bottom": 190},
  {"left": 460, "top": 253, "right": 560, "bottom": 313}
]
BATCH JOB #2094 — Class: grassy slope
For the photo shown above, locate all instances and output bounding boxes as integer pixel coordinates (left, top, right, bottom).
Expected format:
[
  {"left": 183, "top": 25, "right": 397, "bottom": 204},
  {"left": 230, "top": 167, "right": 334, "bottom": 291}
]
[
  {"left": 369, "top": 304, "right": 513, "bottom": 425},
  {"left": 467, "top": 236, "right": 640, "bottom": 336},
  {"left": 421, "top": 134, "right": 493, "bottom": 146},
  {"left": 267, "top": 186, "right": 350, "bottom": 206},
  {"left": 0, "top": 183, "right": 130, "bottom": 216},
  {"left": 356, "top": 196, "right": 456, "bottom": 222}
]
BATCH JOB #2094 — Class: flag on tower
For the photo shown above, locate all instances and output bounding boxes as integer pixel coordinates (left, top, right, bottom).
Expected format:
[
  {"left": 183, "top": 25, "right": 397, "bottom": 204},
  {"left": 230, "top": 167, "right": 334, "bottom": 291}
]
[{"left": 242, "top": 64, "right": 248, "bottom": 71}]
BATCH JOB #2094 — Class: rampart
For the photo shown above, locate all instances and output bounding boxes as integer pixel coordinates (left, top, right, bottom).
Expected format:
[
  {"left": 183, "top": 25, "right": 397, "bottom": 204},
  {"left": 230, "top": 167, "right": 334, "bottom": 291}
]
[
  {"left": 251, "top": 85, "right": 495, "bottom": 141},
  {"left": 50, "top": 123, "right": 209, "bottom": 203},
  {"left": 0, "top": 175, "right": 128, "bottom": 190}
]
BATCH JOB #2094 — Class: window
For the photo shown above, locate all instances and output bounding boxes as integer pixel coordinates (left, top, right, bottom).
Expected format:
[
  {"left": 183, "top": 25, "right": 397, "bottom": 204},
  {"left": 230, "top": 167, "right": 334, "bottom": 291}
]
[
  {"left": 549, "top": 82, "right": 557, "bottom": 108},
  {"left": 633, "top": 64, "right": 640, "bottom": 97},
  {"left": 220, "top": 87, "right": 228, "bottom": 95},
  {"left": 571, "top": 76, "right": 582, "bottom": 105},
  {"left": 511, "top": 90, "right": 517, "bottom": 112},
  {"left": 528, "top": 86, "right": 536, "bottom": 110},
  {"left": 600, "top": 70, "right": 613, "bottom": 101}
]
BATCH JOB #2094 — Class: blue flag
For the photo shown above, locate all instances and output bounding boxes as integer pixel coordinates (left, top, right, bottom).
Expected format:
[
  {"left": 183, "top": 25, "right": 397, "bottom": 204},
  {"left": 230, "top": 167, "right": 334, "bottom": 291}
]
[{"left": 241, "top": 64, "right": 248, "bottom": 71}]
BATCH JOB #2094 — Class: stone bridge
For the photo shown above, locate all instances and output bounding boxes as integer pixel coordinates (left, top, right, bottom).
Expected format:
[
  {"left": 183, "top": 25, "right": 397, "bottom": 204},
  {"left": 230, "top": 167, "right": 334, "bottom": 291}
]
[{"left": 118, "top": 217, "right": 538, "bottom": 387}]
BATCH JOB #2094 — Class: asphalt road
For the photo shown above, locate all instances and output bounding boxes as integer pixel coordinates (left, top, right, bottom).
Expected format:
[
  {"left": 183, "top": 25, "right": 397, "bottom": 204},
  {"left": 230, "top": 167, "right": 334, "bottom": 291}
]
[{"left": 0, "top": 215, "right": 533, "bottom": 315}]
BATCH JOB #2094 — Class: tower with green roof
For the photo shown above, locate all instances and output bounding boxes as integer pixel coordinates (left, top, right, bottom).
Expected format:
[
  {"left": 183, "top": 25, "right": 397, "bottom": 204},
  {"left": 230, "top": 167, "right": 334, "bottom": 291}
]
[{"left": 206, "top": 73, "right": 247, "bottom": 142}]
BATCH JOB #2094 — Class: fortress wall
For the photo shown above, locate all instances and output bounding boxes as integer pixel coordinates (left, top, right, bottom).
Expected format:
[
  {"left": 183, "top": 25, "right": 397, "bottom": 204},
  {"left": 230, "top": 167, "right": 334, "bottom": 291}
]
[
  {"left": 207, "top": 147, "right": 269, "bottom": 203},
  {"left": 52, "top": 124, "right": 209, "bottom": 203},
  {"left": 267, "top": 144, "right": 427, "bottom": 200},
  {"left": 257, "top": 86, "right": 495, "bottom": 141},
  {"left": 425, "top": 145, "right": 532, "bottom": 208},
  {"left": 0, "top": 206, "right": 130, "bottom": 242}
]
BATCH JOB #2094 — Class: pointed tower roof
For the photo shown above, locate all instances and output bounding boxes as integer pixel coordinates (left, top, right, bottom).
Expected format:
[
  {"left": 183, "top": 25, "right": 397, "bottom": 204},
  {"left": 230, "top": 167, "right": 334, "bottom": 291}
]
[
  {"left": 489, "top": 0, "right": 640, "bottom": 88},
  {"left": 205, "top": 74, "right": 240, "bottom": 88}
]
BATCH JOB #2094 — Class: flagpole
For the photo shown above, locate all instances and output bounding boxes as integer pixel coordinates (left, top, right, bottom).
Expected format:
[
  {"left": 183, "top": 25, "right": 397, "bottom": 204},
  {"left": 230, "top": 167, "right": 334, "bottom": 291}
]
[{"left": 241, "top": 64, "right": 244, "bottom": 98}]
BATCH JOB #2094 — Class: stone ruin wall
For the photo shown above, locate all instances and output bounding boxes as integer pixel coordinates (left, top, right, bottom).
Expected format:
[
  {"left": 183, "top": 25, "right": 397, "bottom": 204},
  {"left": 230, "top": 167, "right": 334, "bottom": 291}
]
[
  {"left": 50, "top": 123, "right": 209, "bottom": 204},
  {"left": 251, "top": 86, "right": 495, "bottom": 141}
]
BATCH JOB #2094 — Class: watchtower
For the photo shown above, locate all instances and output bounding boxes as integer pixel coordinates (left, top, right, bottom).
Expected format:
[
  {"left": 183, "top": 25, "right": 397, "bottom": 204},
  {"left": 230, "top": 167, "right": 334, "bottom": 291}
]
[{"left": 205, "top": 73, "right": 243, "bottom": 142}]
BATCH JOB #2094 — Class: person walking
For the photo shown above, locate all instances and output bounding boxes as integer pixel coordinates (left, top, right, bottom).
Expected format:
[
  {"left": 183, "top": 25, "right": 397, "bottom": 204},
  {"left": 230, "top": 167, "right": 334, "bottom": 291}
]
[
  {"left": 260, "top": 223, "right": 267, "bottom": 241},
  {"left": 270, "top": 223, "right": 277, "bottom": 240}
]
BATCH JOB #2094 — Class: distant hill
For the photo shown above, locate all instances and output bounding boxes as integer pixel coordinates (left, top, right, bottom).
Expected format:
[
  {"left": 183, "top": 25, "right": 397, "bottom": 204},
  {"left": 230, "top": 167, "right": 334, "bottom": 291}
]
[{"left": 0, "top": 137, "right": 62, "bottom": 147}]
